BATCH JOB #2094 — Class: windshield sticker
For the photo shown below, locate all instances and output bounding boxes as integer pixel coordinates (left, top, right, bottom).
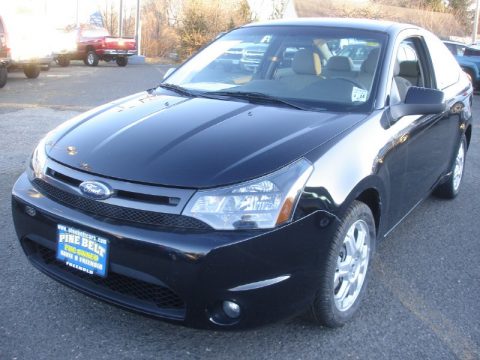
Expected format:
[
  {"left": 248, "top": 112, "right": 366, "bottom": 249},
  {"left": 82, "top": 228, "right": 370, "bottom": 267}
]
[{"left": 352, "top": 87, "right": 368, "bottom": 102}]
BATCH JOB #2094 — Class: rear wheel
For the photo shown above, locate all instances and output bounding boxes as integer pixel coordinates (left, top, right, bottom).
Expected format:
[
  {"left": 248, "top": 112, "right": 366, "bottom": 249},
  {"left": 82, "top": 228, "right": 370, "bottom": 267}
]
[
  {"left": 434, "top": 135, "right": 467, "bottom": 199},
  {"left": 116, "top": 57, "right": 128, "bottom": 67},
  {"left": 0, "top": 66, "right": 7, "bottom": 88},
  {"left": 309, "top": 201, "right": 375, "bottom": 327},
  {"left": 23, "top": 64, "right": 41, "bottom": 79},
  {"left": 85, "top": 51, "right": 99, "bottom": 66}
]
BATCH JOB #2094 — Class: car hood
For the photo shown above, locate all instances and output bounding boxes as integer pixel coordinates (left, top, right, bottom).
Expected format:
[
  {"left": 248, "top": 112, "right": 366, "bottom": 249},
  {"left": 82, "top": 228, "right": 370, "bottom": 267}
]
[{"left": 48, "top": 91, "right": 367, "bottom": 188}]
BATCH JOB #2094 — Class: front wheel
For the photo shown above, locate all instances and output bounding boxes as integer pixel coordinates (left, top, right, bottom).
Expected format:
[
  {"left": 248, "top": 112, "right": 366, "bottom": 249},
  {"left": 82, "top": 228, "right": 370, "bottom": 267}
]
[
  {"left": 23, "top": 64, "right": 41, "bottom": 79},
  {"left": 85, "top": 51, "right": 99, "bottom": 66},
  {"left": 309, "top": 201, "right": 375, "bottom": 327},
  {"left": 0, "top": 66, "right": 7, "bottom": 88},
  {"left": 116, "top": 57, "right": 128, "bottom": 67},
  {"left": 434, "top": 135, "right": 467, "bottom": 199}
]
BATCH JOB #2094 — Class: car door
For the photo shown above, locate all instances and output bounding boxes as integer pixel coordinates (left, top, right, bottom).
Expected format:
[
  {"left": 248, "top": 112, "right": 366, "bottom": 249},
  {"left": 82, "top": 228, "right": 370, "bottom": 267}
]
[{"left": 386, "top": 35, "right": 460, "bottom": 228}]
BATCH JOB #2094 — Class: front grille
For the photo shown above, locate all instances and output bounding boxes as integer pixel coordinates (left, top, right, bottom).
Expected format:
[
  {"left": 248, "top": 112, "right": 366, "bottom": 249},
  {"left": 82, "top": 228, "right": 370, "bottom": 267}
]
[
  {"left": 32, "top": 241, "right": 185, "bottom": 312},
  {"left": 33, "top": 178, "right": 210, "bottom": 230}
]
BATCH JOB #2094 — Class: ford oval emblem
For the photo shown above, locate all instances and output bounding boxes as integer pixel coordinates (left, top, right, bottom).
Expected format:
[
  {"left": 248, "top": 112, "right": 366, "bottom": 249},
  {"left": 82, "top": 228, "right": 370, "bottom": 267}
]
[{"left": 79, "top": 181, "right": 113, "bottom": 200}]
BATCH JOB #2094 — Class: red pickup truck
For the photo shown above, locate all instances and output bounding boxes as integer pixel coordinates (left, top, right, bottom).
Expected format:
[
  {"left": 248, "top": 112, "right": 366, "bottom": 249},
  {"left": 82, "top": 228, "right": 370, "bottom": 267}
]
[
  {"left": 55, "top": 26, "right": 136, "bottom": 67},
  {"left": 0, "top": 15, "right": 8, "bottom": 87}
]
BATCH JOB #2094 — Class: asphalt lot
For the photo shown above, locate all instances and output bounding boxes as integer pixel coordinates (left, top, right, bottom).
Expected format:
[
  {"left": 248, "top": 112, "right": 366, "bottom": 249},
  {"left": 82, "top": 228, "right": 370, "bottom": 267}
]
[{"left": 0, "top": 62, "right": 479, "bottom": 360}]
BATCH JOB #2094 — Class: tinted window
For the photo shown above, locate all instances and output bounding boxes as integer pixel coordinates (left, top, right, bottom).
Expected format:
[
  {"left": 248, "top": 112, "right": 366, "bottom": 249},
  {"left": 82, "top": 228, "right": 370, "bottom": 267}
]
[{"left": 426, "top": 34, "right": 461, "bottom": 89}]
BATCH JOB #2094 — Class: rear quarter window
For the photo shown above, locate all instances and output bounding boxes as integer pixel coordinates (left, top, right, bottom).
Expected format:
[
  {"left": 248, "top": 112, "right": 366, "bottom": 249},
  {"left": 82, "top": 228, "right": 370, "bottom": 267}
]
[{"left": 425, "top": 34, "right": 461, "bottom": 90}]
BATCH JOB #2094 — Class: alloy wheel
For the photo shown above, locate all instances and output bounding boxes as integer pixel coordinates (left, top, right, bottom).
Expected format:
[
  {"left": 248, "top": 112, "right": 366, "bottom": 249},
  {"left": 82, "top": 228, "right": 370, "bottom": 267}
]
[
  {"left": 334, "top": 219, "right": 371, "bottom": 312},
  {"left": 453, "top": 141, "right": 465, "bottom": 192}
]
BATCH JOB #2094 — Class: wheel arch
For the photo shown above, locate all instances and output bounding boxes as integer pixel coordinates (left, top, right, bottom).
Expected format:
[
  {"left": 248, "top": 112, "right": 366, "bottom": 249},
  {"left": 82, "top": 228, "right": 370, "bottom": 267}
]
[
  {"left": 356, "top": 188, "right": 381, "bottom": 234},
  {"left": 340, "top": 176, "right": 387, "bottom": 237}
]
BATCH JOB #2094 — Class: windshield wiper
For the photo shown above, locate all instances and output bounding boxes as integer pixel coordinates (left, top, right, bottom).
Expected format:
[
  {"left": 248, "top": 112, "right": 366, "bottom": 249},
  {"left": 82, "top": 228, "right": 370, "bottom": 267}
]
[
  {"left": 155, "top": 83, "right": 197, "bottom": 97},
  {"left": 202, "top": 91, "right": 312, "bottom": 111}
]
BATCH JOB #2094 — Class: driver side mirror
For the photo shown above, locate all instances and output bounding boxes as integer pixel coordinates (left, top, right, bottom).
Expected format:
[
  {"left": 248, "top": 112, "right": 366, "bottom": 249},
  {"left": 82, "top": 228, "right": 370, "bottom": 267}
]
[
  {"left": 163, "top": 67, "right": 176, "bottom": 80},
  {"left": 390, "top": 86, "right": 446, "bottom": 120}
]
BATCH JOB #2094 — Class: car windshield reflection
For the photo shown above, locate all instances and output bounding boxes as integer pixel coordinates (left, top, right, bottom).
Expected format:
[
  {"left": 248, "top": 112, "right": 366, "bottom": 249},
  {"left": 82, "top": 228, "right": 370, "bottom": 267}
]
[{"left": 165, "top": 26, "right": 386, "bottom": 112}]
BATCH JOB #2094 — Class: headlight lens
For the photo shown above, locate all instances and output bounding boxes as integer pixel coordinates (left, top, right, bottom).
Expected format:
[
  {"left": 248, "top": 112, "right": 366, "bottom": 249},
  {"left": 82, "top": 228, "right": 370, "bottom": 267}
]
[
  {"left": 29, "top": 138, "right": 48, "bottom": 178},
  {"left": 183, "top": 158, "right": 313, "bottom": 230}
]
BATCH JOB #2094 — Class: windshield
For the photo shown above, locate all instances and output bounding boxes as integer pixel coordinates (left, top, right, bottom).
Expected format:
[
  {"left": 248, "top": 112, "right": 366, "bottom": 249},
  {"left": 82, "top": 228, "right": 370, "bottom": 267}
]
[{"left": 164, "top": 25, "right": 387, "bottom": 112}]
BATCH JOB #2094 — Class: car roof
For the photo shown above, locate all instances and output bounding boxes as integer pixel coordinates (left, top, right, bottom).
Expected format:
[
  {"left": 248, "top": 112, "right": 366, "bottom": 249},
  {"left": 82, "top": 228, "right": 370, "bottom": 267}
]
[{"left": 243, "top": 17, "right": 420, "bottom": 36}]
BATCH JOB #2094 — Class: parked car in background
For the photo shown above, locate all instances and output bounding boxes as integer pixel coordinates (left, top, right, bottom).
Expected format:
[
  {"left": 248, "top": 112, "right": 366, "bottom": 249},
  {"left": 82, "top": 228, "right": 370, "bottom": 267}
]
[
  {"left": 52, "top": 28, "right": 78, "bottom": 67},
  {"left": 443, "top": 40, "right": 480, "bottom": 89},
  {"left": 214, "top": 42, "right": 252, "bottom": 71},
  {"left": 54, "top": 25, "right": 136, "bottom": 67},
  {"left": 337, "top": 43, "right": 379, "bottom": 70},
  {"left": 0, "top": 15, "right": 9, "bottom": 88},
  {"left": 13, "top": 18, "right": 472, "bottom": 330},
  {"left": 1, "top": 14, "right": 52, "bottom": 80},
  {"left": 240, "top": 42, "right": 269, "bottom": 72}
]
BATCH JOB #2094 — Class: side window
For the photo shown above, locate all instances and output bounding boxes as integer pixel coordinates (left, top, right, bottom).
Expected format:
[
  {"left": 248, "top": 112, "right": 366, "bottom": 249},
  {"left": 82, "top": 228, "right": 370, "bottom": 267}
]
[
  {"left": 425, "top": 33, "right": 461, "bottom": 90},
  {"left": 390, "top": 39, "right": 426, "bottom": 104}
]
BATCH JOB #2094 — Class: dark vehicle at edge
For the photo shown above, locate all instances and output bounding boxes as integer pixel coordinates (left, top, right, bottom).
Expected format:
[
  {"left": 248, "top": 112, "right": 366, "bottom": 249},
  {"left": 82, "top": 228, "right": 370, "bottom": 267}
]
[{"left": 12, "top": 18, "right": 472, "bottom": 329}]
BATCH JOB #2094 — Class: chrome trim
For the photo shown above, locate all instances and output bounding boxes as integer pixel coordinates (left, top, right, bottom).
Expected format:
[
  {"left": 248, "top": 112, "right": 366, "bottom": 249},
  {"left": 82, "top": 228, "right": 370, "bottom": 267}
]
[
  {"left": 38, "top": 159, "right": 195, "bottom": 215},
  {"left": 229, "top": 275, "right": 290, "bottom": 291}
]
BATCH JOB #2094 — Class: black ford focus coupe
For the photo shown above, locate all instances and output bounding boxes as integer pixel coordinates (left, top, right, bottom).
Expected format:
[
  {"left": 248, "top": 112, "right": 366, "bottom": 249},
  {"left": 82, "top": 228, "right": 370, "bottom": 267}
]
[{"left": 12, "top": 18, "right": 472, "bottom": 329}]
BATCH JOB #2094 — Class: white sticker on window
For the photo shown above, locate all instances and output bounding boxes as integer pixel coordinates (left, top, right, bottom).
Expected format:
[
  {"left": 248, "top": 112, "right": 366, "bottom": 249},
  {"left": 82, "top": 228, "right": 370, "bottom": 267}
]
[{"left": 352, "top": 87, "right": 368, "bottom": 102}]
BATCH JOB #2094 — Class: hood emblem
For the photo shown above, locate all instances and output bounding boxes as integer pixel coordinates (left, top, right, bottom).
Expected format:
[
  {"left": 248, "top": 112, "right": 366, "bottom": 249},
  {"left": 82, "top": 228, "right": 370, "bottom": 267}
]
[{"left": 79, "top": 181, "right": 113, "bottom": 200}]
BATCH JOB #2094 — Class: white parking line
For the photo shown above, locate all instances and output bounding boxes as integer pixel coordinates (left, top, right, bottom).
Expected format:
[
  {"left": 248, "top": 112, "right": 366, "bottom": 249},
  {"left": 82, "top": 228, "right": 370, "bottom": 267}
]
[{"left": 0, "top": 102, "right": 92, "bottom": 112}]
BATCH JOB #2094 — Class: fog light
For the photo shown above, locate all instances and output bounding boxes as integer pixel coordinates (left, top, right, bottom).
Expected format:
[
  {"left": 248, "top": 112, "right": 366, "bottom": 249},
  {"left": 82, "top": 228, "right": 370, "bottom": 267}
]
[
  {"left": 222, "top": 300, "right": 241, "bottom": 319},
  {"left": 25, "top": 206, "right": 36, "bottom": 217}
]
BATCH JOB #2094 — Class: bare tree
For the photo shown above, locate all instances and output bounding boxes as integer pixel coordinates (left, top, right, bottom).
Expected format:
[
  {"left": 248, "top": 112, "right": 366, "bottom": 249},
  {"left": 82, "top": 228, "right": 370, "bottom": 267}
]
[
  {"left": 177, "top": 0, "right": 252, "bottom": 60},
  {"left": 100, "top": 0, "right": 118, "bottom": 36},
  {"left": 270, "top": 0, "right": 289, "bottom": 19}
]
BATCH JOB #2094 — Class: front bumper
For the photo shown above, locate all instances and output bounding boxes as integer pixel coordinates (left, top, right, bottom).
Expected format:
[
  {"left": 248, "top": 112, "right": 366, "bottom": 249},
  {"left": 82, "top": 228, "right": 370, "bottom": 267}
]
[{"left": 12, "top": 172, "right": 338, "bottom": 329}]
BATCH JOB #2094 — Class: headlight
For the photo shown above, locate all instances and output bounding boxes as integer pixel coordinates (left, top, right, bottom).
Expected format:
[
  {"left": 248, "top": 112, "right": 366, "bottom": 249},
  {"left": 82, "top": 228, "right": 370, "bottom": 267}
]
[
  {"left": 29, "top": 138, "right": 48, "bottom": 178},
  {"left": 183, "top": 158, "right": 313, "bottom": 230}
]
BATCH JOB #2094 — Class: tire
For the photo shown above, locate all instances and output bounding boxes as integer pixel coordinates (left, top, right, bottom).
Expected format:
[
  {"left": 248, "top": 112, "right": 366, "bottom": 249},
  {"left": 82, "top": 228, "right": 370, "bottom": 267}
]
[
  {"left": 57, "top": 56, "right": 70, "bottom": 67},
  {"left": 23, "top": 64, "right": 41, "bottom": 79},
  {"left": 116, "top": 57, "right": 128, "bottom": 67},
  {"left": 434, "top": 135, "right": 467, "bottom": 199},
  {"left": 0, "top": 66, "right": 7, "bottom": 88},
  {"left": 309, "top": 200, "right": 376, "bottom": 328},
  {"left": 85, "top": 51, "right": 99, "bottom": 66}
]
